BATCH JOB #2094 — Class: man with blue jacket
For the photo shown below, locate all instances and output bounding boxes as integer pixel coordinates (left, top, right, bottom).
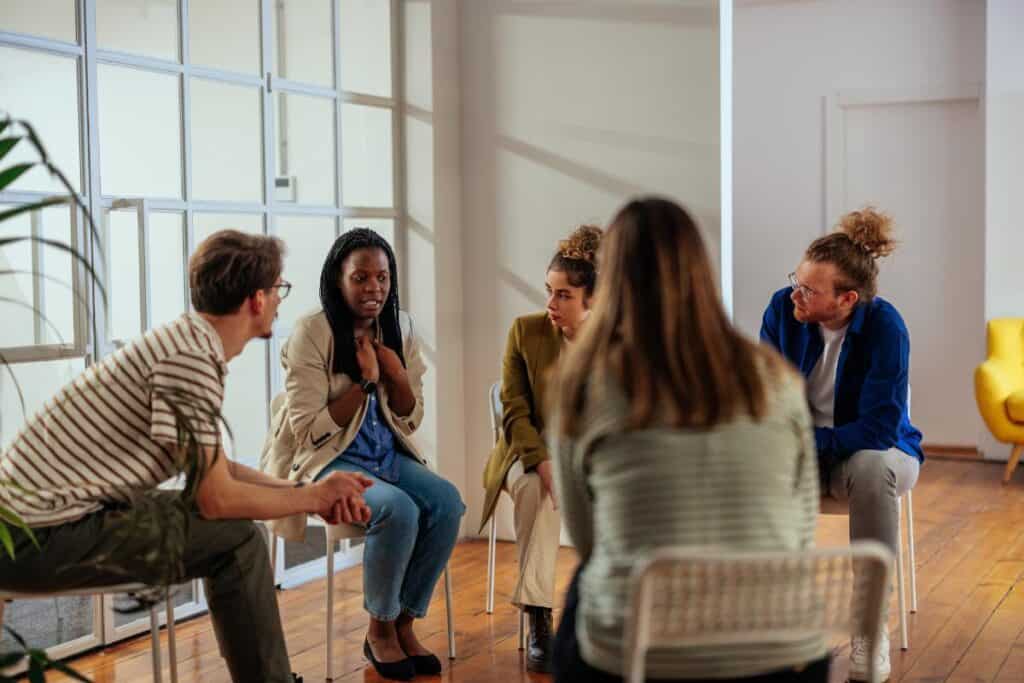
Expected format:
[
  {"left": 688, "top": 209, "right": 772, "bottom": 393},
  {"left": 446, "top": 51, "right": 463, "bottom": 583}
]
[{"left": 760, "top": 208, "right": 923, "bottom": 682}]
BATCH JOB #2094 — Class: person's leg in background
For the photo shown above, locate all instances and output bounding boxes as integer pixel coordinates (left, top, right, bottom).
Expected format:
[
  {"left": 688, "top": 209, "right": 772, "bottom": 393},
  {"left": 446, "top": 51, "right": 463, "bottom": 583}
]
[
  {"left": 507, "top": 463, "right": 561, "bottom": 673},
  {"left": 829, "top": 447, "right": 920, "bottom": 682}
]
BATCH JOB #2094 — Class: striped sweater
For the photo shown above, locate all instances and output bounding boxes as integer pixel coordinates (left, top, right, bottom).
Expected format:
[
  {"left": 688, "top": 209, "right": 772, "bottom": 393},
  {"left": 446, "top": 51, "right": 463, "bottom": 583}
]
[
  {"left": 0, "top": 313, "right": 227, "bottom": 528},
  {"left": 551, "top": 367, "right": 823, "bottom": 678}
]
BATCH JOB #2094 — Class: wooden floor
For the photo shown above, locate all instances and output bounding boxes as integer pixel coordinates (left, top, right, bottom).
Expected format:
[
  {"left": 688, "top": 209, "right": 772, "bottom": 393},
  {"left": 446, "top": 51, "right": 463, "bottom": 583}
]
[{"left": 34, "top": 458, "right": 1024, "bottom": 683}]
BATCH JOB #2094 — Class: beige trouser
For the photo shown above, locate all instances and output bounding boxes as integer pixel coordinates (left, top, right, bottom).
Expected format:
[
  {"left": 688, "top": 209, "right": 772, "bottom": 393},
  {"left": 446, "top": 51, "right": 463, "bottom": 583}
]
[{"left": 504, "top": 461, "right": 561, "bottom": 609}]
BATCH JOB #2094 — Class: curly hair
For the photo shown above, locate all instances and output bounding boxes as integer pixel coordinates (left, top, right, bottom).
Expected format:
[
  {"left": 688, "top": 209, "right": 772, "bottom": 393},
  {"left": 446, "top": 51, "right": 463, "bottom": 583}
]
[
  {"left": 319, "top": 228, "right": 405, "bottom": 379},
  {"left": 805, "top": 206, "right": 898, "bottom": 301},
  {"left": 547, "top": 224, "right": 603, "bottom": 296}
]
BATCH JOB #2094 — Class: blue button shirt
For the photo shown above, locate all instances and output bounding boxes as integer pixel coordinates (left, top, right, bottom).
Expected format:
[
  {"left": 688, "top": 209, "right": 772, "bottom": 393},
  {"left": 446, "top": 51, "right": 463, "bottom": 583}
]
[
  {"left": 760, "top": 287, "right": 923, "bottom": 465},
  {"left": 338, "top": 393, "right": 402, "bottom": 482}
]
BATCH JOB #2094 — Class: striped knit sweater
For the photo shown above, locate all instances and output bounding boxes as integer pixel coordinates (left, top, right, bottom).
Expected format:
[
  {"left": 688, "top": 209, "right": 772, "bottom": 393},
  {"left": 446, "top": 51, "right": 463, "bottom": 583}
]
[{"left": 551, "top": 367, "right": 824, "bottom": 678}]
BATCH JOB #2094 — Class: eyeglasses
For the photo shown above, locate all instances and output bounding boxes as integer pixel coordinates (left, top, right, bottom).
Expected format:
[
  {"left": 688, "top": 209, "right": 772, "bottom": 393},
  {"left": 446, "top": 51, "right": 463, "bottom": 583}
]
[
  {"left": 269, "top": 280, "right": 292, "bottom": 300},
  {"left": 787, "top": 272, "right": 819, "bottom": 300}
]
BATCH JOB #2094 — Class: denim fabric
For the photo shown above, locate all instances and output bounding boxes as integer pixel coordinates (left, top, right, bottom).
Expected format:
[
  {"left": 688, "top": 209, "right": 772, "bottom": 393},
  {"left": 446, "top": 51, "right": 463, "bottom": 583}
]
[
  {"left": 337, "top": 393, "right": 402, "bottom": 483},
  {"left": 317, "top": 455, "right": 465, "bottom": 620}
]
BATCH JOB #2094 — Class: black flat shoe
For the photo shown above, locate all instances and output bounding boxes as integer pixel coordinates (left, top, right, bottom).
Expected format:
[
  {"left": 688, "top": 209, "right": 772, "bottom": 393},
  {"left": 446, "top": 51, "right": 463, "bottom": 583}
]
[
  {"left": 409, "top": 652, "right": 443, "bottom": 676},
  {"left": 363, "top": 638, "right": 415, "bottom": 681}
]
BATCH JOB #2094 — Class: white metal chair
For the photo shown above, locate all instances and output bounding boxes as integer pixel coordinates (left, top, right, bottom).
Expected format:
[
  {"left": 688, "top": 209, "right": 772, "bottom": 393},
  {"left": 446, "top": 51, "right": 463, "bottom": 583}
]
[
  {"left": 0, "top": 585, "right": 178, "bottom": 682},
  {"left": 625, "top": 542, "right": 893, "bottom": 683},
  {"left": 271, "top": 514, "right": 456, "bottom": 681},
  {"left": 820, "top": 490, "right": 916, "bottom": 651},
  {"left": 484, "top": 381, "right": 526, "bottom": 650}
]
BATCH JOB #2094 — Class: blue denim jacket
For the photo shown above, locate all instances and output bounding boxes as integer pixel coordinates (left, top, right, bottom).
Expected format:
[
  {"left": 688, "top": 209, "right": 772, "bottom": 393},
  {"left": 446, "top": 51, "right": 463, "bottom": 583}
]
[{"left": 760, "top": 287, "right": 923, "bottom": 464}]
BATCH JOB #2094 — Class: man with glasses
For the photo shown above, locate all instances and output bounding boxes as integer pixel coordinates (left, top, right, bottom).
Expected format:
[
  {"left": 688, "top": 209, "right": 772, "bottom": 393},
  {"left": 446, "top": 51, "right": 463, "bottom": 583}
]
[
  {"left": 760, "top": 209, "right": 922, "bottom": 682},
  {"left": 0, "top": 230, "right": 373, "bottom": 683}
]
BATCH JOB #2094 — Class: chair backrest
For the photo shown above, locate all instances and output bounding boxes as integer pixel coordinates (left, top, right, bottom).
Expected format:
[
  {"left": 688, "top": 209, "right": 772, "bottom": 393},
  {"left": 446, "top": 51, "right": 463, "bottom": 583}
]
[
  {"left": 624, "top": 541, "right": 892, "bottom": 683},
  {"left": 488, "top": 382, "right": 502, "bottom": 444}
]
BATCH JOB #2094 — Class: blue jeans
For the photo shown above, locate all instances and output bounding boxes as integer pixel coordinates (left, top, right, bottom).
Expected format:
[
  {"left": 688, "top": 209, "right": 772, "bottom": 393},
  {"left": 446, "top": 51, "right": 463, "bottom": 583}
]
[{"left": 317, "top": 455, "right": 465, "bottom": 621}]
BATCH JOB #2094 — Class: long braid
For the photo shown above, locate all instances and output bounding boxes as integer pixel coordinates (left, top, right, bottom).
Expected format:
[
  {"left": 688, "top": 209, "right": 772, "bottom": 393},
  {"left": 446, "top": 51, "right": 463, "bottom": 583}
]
[{"left": 319, "top": 228, "right": 405, "bottom": 379}]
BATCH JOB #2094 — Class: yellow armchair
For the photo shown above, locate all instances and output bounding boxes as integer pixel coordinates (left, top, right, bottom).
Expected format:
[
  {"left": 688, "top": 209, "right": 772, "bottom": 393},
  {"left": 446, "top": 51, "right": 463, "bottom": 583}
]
[{"left": 976, "top": 318, "right": 1024, "bottom": 483}]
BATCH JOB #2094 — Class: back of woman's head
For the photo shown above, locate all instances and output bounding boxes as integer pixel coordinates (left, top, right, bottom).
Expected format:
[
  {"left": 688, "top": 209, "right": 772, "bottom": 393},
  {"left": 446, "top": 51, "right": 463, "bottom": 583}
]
[
  {"left": 556, "top": 197, "right": 779, "bottom": 435},
  {"left": 805, "top": 207, "right": 897, "bottom": 301},
  {"left": 548, "top": 224, "right": 602, "bottom": 296}
]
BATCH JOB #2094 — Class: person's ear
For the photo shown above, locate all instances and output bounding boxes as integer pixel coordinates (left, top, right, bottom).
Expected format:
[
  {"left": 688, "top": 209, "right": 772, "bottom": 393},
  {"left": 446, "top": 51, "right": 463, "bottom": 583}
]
[
  {"left": 250, "top": 289, "right": 266, "bottom": 315},
  {"left": 840, "top": 289, "right": 859, "bottom": 309}
]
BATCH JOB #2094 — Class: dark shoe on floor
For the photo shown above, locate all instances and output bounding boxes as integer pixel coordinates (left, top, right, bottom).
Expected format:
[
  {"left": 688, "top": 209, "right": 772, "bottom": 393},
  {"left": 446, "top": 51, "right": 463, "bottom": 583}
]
[
  {"left": 291, "top": 674, "right": 303, "bottom": 683},
  {"left": 363, "top": 638, "right": 416, "bottom": 681},
  {"left": 409, "top": 652, "right": 443, "bottom": 675},
  {"left": 525, "top": 605, "right": 553, "bottom": 674}
]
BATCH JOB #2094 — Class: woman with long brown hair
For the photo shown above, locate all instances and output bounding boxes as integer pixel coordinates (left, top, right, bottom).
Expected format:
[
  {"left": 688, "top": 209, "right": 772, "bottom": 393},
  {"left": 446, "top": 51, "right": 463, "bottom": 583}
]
[{"left": 550, "top": 198, "right": 828, "bottom": 682}]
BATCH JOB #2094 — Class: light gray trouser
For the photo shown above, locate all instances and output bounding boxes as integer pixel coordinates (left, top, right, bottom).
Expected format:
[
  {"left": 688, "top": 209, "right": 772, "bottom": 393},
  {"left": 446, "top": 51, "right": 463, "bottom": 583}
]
[{"left": 824, "top": 448, "right": 920, "bottom": 558}]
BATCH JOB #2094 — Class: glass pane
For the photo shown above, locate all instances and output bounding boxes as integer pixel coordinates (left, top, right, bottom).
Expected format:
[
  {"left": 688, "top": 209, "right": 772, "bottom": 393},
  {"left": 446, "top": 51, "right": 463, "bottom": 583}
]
[
  {"left": 149, "top": 213, "right": 185, "bottom": 328},
  {"left": 193, "top": 214, "right": 264, "bottom": 244},
  {"left": 339, "top": 0, "right": 391, "bottom": 97},
  {"left": 113, "top": 582, "right": 195, "bottom": 628},
  {"left": 0, "top": 1, "right": 77, "bottom": 42},
  {"left": 284, "top": 525, "right": 326, "bottom": 569},
  {"left": 0, "top": 46, "right": 82, "bottom": 193},
  {"left": 222, "top": 340, "right": 268, "bottom": 468},
  {"left": 0, "top": 596, "right": 94, "bottom": 655},
  {"left": 341, "top": 104, "right": 392, "bottom": 207},
  {"left": 273, "top": 215, "right": 335, "bottom": 329},
  {"left": 274, "top": 93, "right": 336, "bottom": 205},
  {"left": 342, "top": 218, "right": 394, "bottom": 248},
  {"left": 191, "top": 79, "right": 263, "bottom": 202},
  {"left": 271, "top": 0, "right": 333, "bottom": 87},
  {"left": 0, "top": 211, "right": 36, "bottom": 348},
  {"left": 97, "top": 0, "right": 179, "bottom": 61},
  {"left": 193, "top": 217, "right": 269, "bottom": 470},
  {"left": 98, "top": 64, "right": 182, "bottom": 199},
  {"left": 41, "top": 206, "right": 76, "bottom": 345},
  {"left": 107, "top": 210, "right": 141, "bottom": 341},
  {"left": 0, "top": 357, "right": 86, "bottom": 450},
  {"left": 190, "top": 0, "right": 260, "bottom": 74}
]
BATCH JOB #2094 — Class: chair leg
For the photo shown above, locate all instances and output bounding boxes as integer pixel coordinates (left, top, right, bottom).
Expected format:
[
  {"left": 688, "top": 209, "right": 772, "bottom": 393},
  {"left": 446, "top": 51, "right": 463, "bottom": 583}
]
[
  {"left": 326, "top": 538, "right": 335, "bottom": 682},
  {"left": 166, "top": 594, "right": 179, "bottom": 683},
  {"left": 445, "top": 566, "right": 456, "bottom": 660},
  {"left": 906, "top": 490, "right": 917, "bottom": 613},
  {"left": 486, "top": 516, "right": 497, "bottom": 614},
  {"left": 518, "top": 608, "right": 525, "bottom": 651},
  {"left": 1004, "top": 444, "right": 1024, "bottom": 485},
  {"left": 149, "top": 605, "right": 164, "bottom": 683},
  {"left": 896, "top": 498, "right": 908, "bottom": 650}
]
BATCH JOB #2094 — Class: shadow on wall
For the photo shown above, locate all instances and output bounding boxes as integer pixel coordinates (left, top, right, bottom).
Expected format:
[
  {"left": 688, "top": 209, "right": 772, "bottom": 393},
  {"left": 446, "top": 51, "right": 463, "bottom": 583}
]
[{"left": 460, "top": 0, "right": 722, "bottom": 538}]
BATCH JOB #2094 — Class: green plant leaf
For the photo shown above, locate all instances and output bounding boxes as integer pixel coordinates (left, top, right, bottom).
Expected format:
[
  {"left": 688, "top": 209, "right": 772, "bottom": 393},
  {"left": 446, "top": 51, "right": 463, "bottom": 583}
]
[
  {"left": 27, "top": 657, "right": 44, "bottom": 683},
  {"left": 0, "top": 233, "right": 108, "bottom": 306},
  {"left": 0, "top": 523, "right": 14, "bottom": 560},
  {"left": 0, "top": 196, "right": 67, "bottom": 223},
  {"left": 49, "top": 659, "right": 92, "bottom": 682},
  {"left": 0, "top": 652, "right": 22, "bottom": 668},
  {"left": 3, "top": 625, "right": 27, "bottom": 649},
  {"left": 0, "top": 163, "right": 34, "bottom": 192},
  {"left": 0, "top": 136, "right": 22, "bottom": 160}
]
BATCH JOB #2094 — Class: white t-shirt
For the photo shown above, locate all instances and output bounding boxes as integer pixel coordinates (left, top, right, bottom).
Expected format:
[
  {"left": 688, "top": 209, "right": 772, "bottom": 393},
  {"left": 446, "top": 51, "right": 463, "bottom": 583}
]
[{"left": 806, "top": 323, "right": 849, "bottom": 428}]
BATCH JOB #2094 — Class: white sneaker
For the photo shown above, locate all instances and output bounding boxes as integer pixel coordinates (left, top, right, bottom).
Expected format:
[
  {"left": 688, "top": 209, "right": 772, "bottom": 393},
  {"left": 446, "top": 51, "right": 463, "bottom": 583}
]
[{"left": 849, "top": 631, "right": 891, "bottom": 681}]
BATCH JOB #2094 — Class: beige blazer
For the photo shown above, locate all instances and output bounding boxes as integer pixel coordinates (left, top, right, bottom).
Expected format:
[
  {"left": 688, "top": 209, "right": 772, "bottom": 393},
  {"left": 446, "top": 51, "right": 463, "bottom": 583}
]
[{"left": 260, "top": 309, "right": 427, "bottom": 541}]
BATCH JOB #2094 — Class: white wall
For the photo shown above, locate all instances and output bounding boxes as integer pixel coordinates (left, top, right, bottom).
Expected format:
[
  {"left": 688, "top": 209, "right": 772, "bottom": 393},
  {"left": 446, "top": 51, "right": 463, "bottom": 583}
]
[
  {"left": 981, "top": 0, "right": 1024, "bottom": 460},
  {"left": 459, "top": 0, "right": 721, "bottom": 538},
  {"left": 733, "top": 0, "right": 987, "bottom": 450}
]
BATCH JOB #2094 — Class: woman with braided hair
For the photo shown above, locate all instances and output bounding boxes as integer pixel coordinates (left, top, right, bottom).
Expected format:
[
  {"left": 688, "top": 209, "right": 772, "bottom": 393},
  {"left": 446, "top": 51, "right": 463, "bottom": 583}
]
[
  {"left": 479, "top": 224, "right": 602, "bottom": 673},
  {"left": 262, "top": 228, "right": 464, "bottom": 681}
]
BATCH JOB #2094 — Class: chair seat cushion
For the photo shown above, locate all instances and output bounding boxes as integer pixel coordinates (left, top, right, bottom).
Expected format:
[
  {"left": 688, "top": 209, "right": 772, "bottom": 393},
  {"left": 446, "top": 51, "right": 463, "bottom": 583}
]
[{"left": 1008, "top": 390, "right": 1024, "bottom": 423}]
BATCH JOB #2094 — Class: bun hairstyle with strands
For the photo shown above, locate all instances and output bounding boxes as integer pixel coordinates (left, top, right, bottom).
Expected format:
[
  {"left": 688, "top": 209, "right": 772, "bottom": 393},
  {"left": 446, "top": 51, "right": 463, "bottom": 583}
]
[
  {"left": 548, "top": 224, "right": 603, "bottom": 296},
  {"left": 805, "top": 206, "right": 898, "bottom": 302},
  {"left": 554, "top": 198, "right": 785, "bottom": 437},
  {"left": 319, "top": 228, "right": 405, "bottom": 380}
]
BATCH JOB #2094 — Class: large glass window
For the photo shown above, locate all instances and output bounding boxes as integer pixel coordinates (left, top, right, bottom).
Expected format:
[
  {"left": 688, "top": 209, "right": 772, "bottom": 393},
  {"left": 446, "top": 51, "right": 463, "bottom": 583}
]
[{"left": 0, "top": 0, "right": 403, "bottom": 651}]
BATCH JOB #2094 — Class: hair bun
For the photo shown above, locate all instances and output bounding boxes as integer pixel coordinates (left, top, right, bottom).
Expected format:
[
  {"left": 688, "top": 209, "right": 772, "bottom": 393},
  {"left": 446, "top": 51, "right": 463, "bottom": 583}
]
[
  {"left": 837, "top": 207, "right": 897, "bottom": 259},
  {"left": 558, "top": 224, "right": 603, "bottom": 263}
]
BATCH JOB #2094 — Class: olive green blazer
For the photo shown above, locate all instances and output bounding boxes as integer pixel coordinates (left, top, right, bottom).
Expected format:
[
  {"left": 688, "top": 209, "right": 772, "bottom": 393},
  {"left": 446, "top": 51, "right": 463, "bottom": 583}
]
[{"left": 479, "top": 312, "right": 563, "bottom": 532}]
